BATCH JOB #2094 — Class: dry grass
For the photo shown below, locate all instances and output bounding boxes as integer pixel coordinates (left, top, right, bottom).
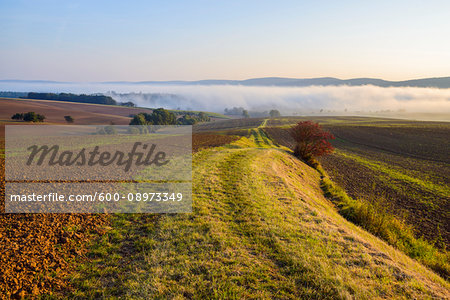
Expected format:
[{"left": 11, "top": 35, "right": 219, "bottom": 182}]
[{"left": 70, "top": 144, "right": 449, "bottom": 298}]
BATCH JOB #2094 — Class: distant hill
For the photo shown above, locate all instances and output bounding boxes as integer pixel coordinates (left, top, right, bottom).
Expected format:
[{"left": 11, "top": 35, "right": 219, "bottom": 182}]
[
  {"left": 0, "top": 77, "right": 450, "bottom": 89},
  {"left": 103, "top": 77, "right": 450, "bottom": 89},
  {"left": 137, "top": 76, "right": 450, "bottom": 88},
  {"left": 100, "top": 76, "right": 450, "bottom": 88},
  {"left": 3, "top": 77, "right": 450, "bottom": 88}
]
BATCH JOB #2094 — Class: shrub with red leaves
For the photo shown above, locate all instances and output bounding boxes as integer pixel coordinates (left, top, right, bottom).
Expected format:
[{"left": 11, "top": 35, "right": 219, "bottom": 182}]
[{"left": 289, "top": 121, "right": 335, "bottom": 163}]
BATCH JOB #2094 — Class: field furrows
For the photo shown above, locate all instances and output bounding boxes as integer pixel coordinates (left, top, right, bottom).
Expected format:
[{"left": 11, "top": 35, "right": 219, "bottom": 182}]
[{"left": 263, "top": 124, "right": 450, "bottom": 247}]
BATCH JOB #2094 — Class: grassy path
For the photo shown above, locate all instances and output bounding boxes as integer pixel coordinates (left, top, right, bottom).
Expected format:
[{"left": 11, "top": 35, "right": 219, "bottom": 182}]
[
  {"left": 68, "top": 124, "right": 449, "bottom": 298},
  {"left": 232, "top": 119, "right": 281, "bottom": 149}
]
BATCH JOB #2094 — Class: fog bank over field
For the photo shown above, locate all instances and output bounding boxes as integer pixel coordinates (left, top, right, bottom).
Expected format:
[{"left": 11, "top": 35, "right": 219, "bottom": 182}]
[{"left": 1, "top": 81, "right": 450, "bottom": 115}]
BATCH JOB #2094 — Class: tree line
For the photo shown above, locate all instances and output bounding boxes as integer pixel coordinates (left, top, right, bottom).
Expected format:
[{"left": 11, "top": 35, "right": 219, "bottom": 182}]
[
  {"left": 130, "top": 108, "right": 210, "bottom": 126},
  {"left": 224, "top": 107, "right": 281, "bottom": 118},
  {"left": 26, "top": 92, "right": 117, "bottom": 105},
  {"left": 11, "top": 112, "right": 45, "bottom": 122},
  {"left": 24, "top": 92, "right": 135, "bottom": 107}
]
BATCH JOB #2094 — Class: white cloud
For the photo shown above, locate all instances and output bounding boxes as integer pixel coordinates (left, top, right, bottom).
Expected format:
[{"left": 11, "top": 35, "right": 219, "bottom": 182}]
[{"left": 1, "top": 82, "right": 450, "bottom": 114}]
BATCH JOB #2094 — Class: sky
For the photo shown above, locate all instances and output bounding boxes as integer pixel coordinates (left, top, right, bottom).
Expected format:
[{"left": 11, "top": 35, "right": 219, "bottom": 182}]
[{"left": 1, "top": 0, "right": 450, "bottom": 82}]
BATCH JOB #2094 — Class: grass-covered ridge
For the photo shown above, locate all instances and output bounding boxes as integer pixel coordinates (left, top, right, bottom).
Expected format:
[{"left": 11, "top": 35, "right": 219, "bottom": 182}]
[{"left": 69, "top": 135, "right": 449, "bottom": 298}]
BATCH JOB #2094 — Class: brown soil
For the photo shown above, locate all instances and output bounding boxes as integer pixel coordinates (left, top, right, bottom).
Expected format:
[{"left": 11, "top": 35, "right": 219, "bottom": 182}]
[
  {"left": 0, "top": 127, "right": 239, "bottom": 297},
  {"left": 193, "top": 117, "right": 264, "bottom": 132},
  {"left": 192, "top": 133, "right": 239, "bottom": 152},
  {"left": 0, "top": 98, "right": 154, "bottom": 125},
  {"left": 263, "top": 124, "right": 450, "bottom": 247},
  {"left": 0, "top": 122, "right": 109, "bottom": 298}
]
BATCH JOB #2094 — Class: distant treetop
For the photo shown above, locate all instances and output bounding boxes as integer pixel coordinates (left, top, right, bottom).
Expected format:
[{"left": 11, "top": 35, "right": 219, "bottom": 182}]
[{"left": 26, "top": 92, "right": 117, "bottom": 105}]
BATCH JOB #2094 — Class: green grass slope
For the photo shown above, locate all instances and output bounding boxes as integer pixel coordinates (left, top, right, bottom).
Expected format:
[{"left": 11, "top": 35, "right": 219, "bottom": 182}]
[{"left": 71, "top": 136, "right": 449, "bottom": 299}]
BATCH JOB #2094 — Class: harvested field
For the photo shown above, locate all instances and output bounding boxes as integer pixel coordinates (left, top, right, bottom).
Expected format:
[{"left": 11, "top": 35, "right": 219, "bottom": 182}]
[
  {"left": 192, "top": 133, "right": 239, "bottom": 152},
  {"left": 265, "top": 116, "right": 400, "bottom": 127},
  {"left": 0, "top": 98, "right": 153, "bottom": 125},
  {"left": 0, "top": 174, "right": 108, "bottom": 298},
  {"left": 319, "top": 151, "right": 449, "bottom": 247},
  {"left": 0, "top": 125, "right": 240, "bottom": 298},
  {"left": 263, "top": 126, "right": 296, "bottom": 149},
  {"left": 193, "top": 118, "right": 264, "bottom": 132},
  {"left": 0, "top": 124, "right": 109, "bottom": 298},
  {"left": 267, "top": 116, "right": 450, "bottom": 127},
  {"left": 0, "top": 212, "right": 108, "bottom": 298},
  {"left": 327, "top": 124, "right": 450, "bottom": 163}
]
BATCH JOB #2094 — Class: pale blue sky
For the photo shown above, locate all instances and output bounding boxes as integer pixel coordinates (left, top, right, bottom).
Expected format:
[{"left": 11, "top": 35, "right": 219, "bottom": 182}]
[{"left": 1, "top": 0, "right": 449, "bottom": 81}]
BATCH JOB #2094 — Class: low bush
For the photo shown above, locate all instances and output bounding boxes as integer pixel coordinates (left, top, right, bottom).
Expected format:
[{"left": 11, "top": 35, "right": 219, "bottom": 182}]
[{"left": 11, "top": 111, "right": 45, "bottom": 122}]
